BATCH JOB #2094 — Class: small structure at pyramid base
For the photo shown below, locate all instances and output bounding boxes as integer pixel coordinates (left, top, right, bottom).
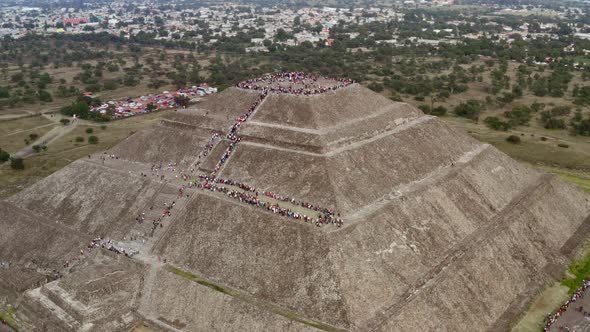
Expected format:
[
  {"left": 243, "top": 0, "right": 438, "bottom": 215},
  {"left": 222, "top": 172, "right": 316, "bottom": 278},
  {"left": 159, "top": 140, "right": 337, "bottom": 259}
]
[{"left": 0, "top": 72, "right": 589, "bottom": 332}]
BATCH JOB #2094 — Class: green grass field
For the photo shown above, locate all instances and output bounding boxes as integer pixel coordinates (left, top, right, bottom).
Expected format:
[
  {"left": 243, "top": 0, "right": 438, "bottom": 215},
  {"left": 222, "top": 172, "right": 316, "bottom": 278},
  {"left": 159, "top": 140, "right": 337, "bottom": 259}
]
[{"left": 0, "top": 112, "right": 164, "bottom": 198}]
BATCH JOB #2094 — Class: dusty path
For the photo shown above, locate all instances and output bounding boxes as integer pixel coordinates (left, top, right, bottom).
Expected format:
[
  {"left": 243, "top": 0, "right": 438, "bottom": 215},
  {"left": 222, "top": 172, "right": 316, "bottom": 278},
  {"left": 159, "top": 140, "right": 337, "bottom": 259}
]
[
  {"left": 11, "top": 122, "right": 78, "bottom": 158},
  {"left": 2, "top": 123, "right": 55, "bottom": 137}
]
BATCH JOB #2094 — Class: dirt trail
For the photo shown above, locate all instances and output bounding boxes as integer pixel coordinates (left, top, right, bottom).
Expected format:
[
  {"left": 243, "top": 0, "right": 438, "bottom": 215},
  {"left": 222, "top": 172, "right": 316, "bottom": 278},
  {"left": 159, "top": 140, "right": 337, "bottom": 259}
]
[
  {"left": 2, "top": 123, "right": 55, "bottom": 137},
  {"left": 11, "top": 115, "right": 81, "bottom": 158}
]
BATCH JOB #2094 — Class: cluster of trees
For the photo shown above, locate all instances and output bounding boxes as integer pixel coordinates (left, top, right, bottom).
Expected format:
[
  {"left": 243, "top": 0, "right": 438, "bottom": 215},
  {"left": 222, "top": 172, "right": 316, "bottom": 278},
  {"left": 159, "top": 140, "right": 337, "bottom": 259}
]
[
  {"left": 60, "top": 96, "right": 111, "bottom": 122},
  {"left": 454, "top": 100, "right": 483, "bottom": 121},
  {"left": 0, "top": 147, "right": 24, "bottom": 170}
]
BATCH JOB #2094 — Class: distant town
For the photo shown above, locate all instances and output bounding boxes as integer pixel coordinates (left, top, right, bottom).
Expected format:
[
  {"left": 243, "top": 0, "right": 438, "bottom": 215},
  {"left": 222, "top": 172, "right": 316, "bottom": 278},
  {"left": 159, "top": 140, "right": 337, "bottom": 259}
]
[{"left": 1, "top": 1, "right": 590, "bottom": 54}]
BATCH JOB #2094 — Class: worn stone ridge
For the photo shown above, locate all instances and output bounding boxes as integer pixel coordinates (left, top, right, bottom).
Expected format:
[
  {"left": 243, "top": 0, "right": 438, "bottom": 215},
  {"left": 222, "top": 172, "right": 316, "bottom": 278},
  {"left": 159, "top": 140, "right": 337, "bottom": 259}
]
[
  {"left": 141, "top": 268, "right": 323, "bottom": 332},
  {"left": 0, "top": 201, "right": 90, "bottom": 268},
  {"left": 220, "top": 116, "right": 481, "bottom": 215},
  {"left": 240, "top": 104, "right": 423, "bottom": 154},
  {"left": 8, "top": 160, "right": 164, "bottom": 239},
  {"left": 250, "top": 85, "right": 395, "bottom": 130},
  {"left": 20, "top": 250, "right": 144, "bottom": 332},
  {"left": 107, "top": 122, "right": 212, "bottom": 167},
  {"left": 166, "top": 87, "right": 261, "bottom": 128}
]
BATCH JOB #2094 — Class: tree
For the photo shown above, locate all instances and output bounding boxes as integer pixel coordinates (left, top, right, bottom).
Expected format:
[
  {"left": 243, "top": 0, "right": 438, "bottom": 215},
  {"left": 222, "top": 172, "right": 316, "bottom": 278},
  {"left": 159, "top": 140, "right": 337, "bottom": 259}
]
[
  {"left": 38, "top": 90, "right": 53, "bottom": 102},
  {"left": 431, "top": 106, "right": 447, "bottom": 116},
  {"left": 10, "top": 157, "right": 24, "bottom": 170},
  {"left": 454, "top": 100, "right": 482, "bottom": 121},
  {"left": 0, "top": 149, "right": 9, "bottom": 163},
  {"left": 574, "top": 86, "right": 590, "bottom": 106},
  {"left": 88, "top": 136, "right": 99, "bottom": 144},
  {"left": 174, "top": 95, "right": 190, "bottom": 107},
  {"left": 103, "top": 80, "right": 118, "bottom": 90},
  {"left": 506, "top": 135, "right": 521, "bottom": 144},
  {"left": 484, "top": 116, "right": 511, "bottom": 131},
  {"left": 504, "top": 106, "right": 532, "bottom": 126}
]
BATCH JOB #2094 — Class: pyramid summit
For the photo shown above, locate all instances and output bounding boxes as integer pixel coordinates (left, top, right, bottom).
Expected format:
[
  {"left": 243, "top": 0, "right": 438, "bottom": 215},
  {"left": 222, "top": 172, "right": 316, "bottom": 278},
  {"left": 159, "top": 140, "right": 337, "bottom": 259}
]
[{"left": 1, "top": 72, "right": 589, "bottom": 331}]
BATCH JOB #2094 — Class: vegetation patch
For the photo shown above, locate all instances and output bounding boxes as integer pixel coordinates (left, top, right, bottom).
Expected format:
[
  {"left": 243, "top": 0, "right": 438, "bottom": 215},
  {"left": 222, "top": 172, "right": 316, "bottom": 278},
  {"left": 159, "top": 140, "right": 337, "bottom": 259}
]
[
  {"left": 562, "top": 251, "right": 590, "bottom": 294},
  {"left": 165, "top": 265, "right": 344, "bottom": 331},
  {"left": 0, "top": 307, "right": 20, "bottom": 331},
  {"left": 166, "top": 266, "right": 231, "bottom": 295},
  {"left": 558, "top": 174, "right": 590, "bottom": 193}
]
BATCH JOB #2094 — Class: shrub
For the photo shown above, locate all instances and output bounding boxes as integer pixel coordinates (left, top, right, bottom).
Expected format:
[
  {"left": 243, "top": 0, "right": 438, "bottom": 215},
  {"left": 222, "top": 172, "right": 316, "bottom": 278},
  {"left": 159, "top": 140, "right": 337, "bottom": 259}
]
[
  {"left": 544, "top": 117, "right": 566, "bottom": 129},
  {"left": 88, "top": 136, "right": 99, "bottom": 144},
  {"left": 484, "top": 116, "right": 511, "bottom": 131},
  {"left": 454, "top": 100, "right": 482, "bottom": 121},
  {"left": 557, "top": 143, "right": 569, "bottom": 148},
  {"left": 419, "top": 105, "right": 431, "bottom": 114},
  {"left": 0, "top": 149, "right": 9, "bottom": 162},
  {"left": 504, "top": 106, "right": 532, "bottom": 126},
  {"left": 31, "top": 145, "right": 41, "bottom": 152},
  {"left": 38, "top": 90, "right": 53, "bottom": 102},
  {"left": 431, "top": 106, "right": 447, "bottom": 116},
  {"left": 29, "top": 133, "right": 39, "bottom": 140},
  {"left": 506, "top": 135, "right": 521, "bottom": 144},
  {"left": 100, "top": 125, "right": 107, "bottom": 130},
  {"left": 60, "top": 118, "right": 70, "bottom": 125},
  {"left": 10, "top": 157, "right": 24, "bottom": 170},
  {"left": 367, "top": 82, "right": 384, "bottom": 92},
  {"left": 550, "top": 106, "right": 571, "bottom": 116},
  {"left": 75, "top": 136, "right": 84, "bottom": 142},
  {"left": 86, "top": 128, "right": 93, "bottom": 134},
  {"left": 390, "top": 94, "right": 402, "bottom": 102},
  {"left": 540, "top": 136, "right": 548, "bottom": 141}
]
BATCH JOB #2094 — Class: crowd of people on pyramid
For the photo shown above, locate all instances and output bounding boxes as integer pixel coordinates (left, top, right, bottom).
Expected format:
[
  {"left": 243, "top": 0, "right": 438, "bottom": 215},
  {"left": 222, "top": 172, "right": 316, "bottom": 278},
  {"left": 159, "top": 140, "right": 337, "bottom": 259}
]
[
  {"left": 198, "top": 133, "right": 221, "bottom": 160},
  {"left": 63, "top": 237, "right": 138, "bottom": 270},
  {"left": 235, "top": 72, "right": 354, "bottom": 95},
  {"left": 211, "top": 177, "right": 339, "bottom": 218},
  {"left": 192, "top": 72, "right": 348, "bottom": 227},
  {"left": 544, "top": 278, "right": 590, "bottom": 331},
  {"left": 199, "top": 180, "right": 343, "bottom": 227},
  {"left": 210, "top": 144, "right": 236, "bottom": 177}
]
